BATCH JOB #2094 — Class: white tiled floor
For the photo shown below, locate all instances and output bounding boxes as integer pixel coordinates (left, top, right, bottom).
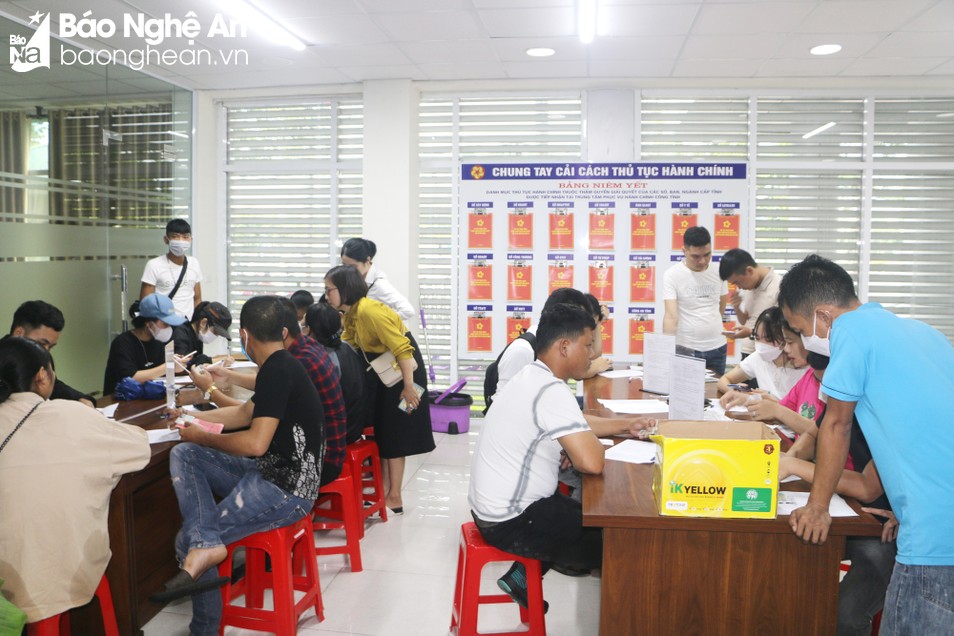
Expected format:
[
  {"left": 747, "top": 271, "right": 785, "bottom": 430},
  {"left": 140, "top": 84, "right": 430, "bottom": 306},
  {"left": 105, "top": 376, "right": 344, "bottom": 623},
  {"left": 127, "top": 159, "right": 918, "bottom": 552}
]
[{"left": 143, "top": 423, "right": 602, "bottom": 635}]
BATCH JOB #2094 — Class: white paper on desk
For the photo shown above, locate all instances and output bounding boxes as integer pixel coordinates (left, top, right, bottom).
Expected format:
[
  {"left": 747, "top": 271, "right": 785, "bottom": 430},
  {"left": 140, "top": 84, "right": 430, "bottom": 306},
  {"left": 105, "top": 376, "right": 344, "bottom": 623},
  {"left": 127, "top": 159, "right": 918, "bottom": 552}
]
[
  {"left": 229, "top": 360, "right": 258, "bottom": 369},
  {"left": 605, "top": 439, "right": 658, "bottom": 464},
  {"left": 780, "top": 475, "right": 801, "bottom": 483},
  {"left": 642, "top": 333, "right": 675, "bottom": 395},
  {"left": 668, "top": 354, "right": 706, "bottom": 420},
  {"left": 599, "top": 368, "right": 644, "bottom": 379},
  {"left": 777, "top": 491, "right": 858, "bottom": 517},
  {"left": 598, "top": 399, "right": 669, "bottom": 415},
  {"left": 147, "top": 428, "right": 181, "bottom": 444},
  {"left": 174, "top": 375, "right": 194, "bottom": 385},
  {"left": 97, "top": 403, "right": 119, "bottom": 419}
]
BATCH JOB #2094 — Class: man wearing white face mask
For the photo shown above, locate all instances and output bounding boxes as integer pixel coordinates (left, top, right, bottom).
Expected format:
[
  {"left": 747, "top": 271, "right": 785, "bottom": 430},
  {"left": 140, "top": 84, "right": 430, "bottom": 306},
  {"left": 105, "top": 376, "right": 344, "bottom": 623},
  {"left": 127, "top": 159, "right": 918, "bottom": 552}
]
[
  {"left": 103, "top": 293, "right": 187, "bottom": 395},
  {"left": 779, "top": 254, "right": 954, "bottom": 635},
  {"left": 141, "top": 218, "right": 204, "bottom": 319},
  {"left": 173, "top": 301, "right": 233, "bottom": 368},
  {"left": 718, "top": 248, "right": 781, "bottom": 360}
]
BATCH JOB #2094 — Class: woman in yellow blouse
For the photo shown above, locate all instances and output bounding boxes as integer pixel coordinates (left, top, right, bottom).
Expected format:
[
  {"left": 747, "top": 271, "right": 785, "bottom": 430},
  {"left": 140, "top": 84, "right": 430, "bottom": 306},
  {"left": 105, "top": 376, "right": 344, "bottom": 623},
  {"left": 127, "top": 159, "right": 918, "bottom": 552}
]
[{"left": 324, "top": 265, "right": 435, "bottom": 514}]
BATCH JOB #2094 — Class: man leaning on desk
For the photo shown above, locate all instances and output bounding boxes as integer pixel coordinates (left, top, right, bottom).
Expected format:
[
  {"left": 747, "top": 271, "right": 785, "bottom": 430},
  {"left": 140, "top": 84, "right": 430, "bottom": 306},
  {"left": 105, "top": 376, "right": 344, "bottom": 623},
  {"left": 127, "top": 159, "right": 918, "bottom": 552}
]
[
  {"left": 149, "top": 295, "right": 326, "bottom": 636},
  {"left": 779, "top": 254, "right": 954, "bottom": 635}
]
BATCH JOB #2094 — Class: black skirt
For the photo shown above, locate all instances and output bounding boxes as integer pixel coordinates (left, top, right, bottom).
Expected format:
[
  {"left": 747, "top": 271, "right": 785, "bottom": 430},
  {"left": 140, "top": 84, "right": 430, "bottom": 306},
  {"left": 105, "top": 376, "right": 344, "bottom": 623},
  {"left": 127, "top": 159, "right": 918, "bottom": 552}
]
[{"left": 362, "top": 333, "right": 436, "bottom": 459}]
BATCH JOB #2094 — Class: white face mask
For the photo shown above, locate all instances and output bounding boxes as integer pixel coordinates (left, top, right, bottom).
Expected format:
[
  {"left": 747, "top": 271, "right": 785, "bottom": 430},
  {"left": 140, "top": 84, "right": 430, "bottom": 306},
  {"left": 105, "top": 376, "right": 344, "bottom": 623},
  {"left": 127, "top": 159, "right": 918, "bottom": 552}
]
[
  {"left": 754, "top": 341, "right": 783, "bottom": 362},
  {"left": 149, "top": 322, "right": 173, "bottom": 343},
  {"left": 168, "top": 239, "right": 191, "bottom": 257},
  {"left": 199, "top": 328, "right": 218, "bottom": 344},
  {"left": 800, "top": 312, "right": 831, "bottom": 357}
]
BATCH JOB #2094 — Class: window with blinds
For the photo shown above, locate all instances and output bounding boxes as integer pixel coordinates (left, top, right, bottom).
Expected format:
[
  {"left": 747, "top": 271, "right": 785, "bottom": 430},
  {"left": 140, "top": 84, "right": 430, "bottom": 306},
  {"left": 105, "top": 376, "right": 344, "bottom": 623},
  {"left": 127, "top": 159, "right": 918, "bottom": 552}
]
[
  {"left": 640, "top": 97, "right": 749, "bottom": 160},
  {"left": 418, "top": 95, "right": 584, "bottom": 404},
  {"left": 224, "top": 99, "right": 363, "bottom": 324}
]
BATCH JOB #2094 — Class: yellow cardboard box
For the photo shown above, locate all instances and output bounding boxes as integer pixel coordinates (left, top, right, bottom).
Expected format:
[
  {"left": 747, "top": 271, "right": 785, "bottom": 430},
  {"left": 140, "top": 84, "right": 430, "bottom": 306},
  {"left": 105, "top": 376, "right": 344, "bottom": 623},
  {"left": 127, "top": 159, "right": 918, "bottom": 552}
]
[{"left": 651, "top": 420, "right": 779, "bottom": 519}]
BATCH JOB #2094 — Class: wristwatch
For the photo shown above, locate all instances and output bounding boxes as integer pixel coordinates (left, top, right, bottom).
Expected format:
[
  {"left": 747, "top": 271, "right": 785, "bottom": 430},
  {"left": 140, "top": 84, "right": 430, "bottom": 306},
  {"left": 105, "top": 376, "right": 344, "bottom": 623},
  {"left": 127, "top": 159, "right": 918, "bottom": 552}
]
[{"left": 203, "top": 385, "right": 218, "bottom": 401}]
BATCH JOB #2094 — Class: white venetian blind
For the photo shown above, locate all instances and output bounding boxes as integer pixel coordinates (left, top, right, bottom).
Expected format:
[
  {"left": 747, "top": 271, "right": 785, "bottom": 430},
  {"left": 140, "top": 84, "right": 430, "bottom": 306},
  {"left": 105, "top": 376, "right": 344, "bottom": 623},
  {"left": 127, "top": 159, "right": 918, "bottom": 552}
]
[
  {"left": 224, "top": 99, "right": 363, "bottom": 326},
  {"left": 418, "top": 95, "right": 583, "bottom": 404},
  {"left": 639, "top": 97, "right": 749, "bottom": 160}
]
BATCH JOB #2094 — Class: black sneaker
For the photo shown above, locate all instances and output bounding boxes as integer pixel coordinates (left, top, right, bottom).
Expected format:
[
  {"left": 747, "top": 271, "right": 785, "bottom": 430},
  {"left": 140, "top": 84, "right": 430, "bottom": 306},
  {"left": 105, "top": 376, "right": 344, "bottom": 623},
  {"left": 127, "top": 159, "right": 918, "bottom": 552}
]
[{"left": 496, "top": 562, "right": 549, "bottom": 614}]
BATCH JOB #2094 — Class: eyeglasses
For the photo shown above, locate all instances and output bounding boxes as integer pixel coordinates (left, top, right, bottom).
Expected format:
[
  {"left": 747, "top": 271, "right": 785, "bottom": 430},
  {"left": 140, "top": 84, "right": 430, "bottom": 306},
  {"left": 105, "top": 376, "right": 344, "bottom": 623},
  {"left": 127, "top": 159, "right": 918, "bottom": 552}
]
[{"left": 326, "top": 287, "right": 338, "bottom": 293}]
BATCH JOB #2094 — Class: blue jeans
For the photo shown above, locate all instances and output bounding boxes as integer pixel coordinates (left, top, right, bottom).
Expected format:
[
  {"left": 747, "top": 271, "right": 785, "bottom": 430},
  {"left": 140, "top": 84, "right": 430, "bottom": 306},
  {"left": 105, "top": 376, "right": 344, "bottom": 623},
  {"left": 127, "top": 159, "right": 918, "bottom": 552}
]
[
  {"left": 880, "top": 562, "right": 954, "bottom": 636},
  {"left": 676, "top": 343, "right": 727, "bottom": 377},
  {"left": 170, "top": 443, "right": 314, "bottom": 636},
  {"left": 838, "top": 536, "right": 897, "bottom": 636}
]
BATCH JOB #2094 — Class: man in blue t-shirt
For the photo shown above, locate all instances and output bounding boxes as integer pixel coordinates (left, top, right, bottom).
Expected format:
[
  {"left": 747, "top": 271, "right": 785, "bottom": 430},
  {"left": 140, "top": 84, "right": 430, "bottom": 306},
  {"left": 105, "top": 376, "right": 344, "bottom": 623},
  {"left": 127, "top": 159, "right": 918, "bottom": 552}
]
[{"left": 777, "top": 254, "right": 954, "bottom": 634}]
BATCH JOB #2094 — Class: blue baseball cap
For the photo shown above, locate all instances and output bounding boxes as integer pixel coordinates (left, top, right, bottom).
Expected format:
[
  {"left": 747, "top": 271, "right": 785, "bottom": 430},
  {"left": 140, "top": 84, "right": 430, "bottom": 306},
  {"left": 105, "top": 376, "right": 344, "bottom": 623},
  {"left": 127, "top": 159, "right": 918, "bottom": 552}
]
[{"left": 138, "top": 293, "right": 187, "bottom": 326}]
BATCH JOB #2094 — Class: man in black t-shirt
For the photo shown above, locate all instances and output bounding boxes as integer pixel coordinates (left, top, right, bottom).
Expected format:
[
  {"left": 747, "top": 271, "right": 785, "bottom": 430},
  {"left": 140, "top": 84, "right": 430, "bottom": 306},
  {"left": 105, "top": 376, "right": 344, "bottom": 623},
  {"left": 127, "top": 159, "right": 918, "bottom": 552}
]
[
  {"left": 151, "top": 296, "right": 325, "bottom": 636},
  {"left": 5, "top": 300, "right": 96, "bottom": 405}
]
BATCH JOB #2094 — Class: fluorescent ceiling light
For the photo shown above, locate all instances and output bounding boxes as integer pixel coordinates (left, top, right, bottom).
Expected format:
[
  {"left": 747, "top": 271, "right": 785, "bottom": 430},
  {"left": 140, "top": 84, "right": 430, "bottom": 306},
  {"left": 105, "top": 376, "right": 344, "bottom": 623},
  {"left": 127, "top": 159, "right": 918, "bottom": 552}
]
[
  {"left": 936, "top": 112, "right": 954, "bottom": 119},
  {"left": 168, "top": 131, "right": 190, "bottom": 139},
  {"left": 217, "top": 0, "right": 306, "bottom": 51},
  {"left": 578, "top": 0, "right": 597, "bottom": 44},
  {"left": 526, "top": 47, "right": 555, "bottom": 57},
  {"left": 802, "top": 122, "right": 837, "bottom": 139},
  {"left": 810, "top": 44, "right": 842, "bottom": 56}
]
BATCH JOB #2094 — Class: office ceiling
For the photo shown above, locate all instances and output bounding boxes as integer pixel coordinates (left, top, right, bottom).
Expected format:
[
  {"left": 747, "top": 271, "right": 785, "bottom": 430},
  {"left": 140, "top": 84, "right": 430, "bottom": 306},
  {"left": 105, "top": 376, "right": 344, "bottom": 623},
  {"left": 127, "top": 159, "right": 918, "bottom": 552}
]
[{"left": 1, "top": 0, "right": 953, "bottom": 92}]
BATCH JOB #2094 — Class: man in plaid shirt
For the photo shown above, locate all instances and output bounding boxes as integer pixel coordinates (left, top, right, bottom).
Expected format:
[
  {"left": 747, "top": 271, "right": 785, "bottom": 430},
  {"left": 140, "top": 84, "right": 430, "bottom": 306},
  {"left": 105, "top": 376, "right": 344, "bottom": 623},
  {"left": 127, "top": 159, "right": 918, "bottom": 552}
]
[{"left": 280, "top": 298, "right": 347, "bottom": 485}]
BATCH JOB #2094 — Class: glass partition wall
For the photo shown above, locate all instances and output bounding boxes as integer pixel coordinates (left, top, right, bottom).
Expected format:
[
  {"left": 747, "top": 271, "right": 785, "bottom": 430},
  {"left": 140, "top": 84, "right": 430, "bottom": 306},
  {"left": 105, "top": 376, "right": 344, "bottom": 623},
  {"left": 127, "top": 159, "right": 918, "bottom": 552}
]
[{"left": 0, "top": 14, "right": 192, "bottom": 395}]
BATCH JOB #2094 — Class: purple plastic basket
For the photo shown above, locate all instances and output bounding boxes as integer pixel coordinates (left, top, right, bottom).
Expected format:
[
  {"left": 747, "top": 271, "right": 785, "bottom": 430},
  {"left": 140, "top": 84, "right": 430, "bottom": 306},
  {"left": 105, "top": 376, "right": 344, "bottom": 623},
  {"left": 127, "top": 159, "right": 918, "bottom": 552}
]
[{"left": 428, "top": 379, "right": 471, "bottom": 434}]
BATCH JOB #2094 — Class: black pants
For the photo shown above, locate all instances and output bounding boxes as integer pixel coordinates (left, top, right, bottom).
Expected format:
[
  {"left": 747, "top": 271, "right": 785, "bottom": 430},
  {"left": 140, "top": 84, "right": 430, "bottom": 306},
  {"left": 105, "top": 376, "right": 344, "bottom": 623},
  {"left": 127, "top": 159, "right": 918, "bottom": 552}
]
[{"left": 474, "top": 493, "right": 602, "bottom": 573}]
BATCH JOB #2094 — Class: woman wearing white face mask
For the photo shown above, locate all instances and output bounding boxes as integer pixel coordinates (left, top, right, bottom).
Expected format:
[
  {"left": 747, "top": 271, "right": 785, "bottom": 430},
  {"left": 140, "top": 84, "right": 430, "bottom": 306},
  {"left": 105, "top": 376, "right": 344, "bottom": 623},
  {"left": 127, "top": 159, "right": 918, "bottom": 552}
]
[
  {"left": 172, "top": 301, "right": 233, "bottom": 368},
  {"left": 102, "top": 293, "right": 187, "bottom": 395},
  {"left": 718, "top": 307, "right": 807, "bottom": 405}
]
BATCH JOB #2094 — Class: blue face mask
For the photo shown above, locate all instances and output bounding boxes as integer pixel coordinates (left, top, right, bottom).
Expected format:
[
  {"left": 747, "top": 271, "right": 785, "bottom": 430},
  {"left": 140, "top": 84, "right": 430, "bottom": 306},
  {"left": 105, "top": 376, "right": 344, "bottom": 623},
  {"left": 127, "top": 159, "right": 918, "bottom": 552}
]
[{"left": 240, "top": 330, "right": 250, "bottom": 362}]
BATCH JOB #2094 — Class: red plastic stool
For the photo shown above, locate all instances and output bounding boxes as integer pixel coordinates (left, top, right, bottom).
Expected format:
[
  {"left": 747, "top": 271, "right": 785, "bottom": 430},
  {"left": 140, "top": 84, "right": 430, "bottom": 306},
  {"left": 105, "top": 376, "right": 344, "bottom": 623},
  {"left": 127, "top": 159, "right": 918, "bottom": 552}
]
[
  {"left": 310, "top": 463, "right": 363, "bottom": 572},
  {"left": 346, "top": 439, "right": 387, "bottom": 537},
  {"left": 27, "top": 574, "right": 119, "bottom": 636},
  {"left": 218, "top": 516, "right": 323, "bottom": 635},
  {"left": 451, "top": 522, "right": 546, "bottom": 636}
]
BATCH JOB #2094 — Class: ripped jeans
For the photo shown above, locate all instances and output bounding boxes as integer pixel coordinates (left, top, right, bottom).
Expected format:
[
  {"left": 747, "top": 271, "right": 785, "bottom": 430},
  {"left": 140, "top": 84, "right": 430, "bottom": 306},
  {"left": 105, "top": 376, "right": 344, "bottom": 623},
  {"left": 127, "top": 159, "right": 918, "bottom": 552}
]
[{"left": 169, "top": 443, "right": 313, "bottom": 636}]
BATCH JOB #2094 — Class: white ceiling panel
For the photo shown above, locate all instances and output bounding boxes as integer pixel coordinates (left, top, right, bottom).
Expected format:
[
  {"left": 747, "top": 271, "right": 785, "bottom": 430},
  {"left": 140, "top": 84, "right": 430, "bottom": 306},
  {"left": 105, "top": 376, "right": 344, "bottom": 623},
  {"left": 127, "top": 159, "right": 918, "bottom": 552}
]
[
  {"left": 693, "top": 2, "right": 815, "bottom": 34},
  {"left": 588, "top": 35, "right": 685, "bottom": 60},
  {"left": 773, "top": 32, "right": 884, "bottom": 59},
  {"left": 359, "top": 0, "right": 472, "bottom": 11},
  {"left": 418, "top": 60, "right": 510, "bottom": 80},
  {"left": 504, "top": 59, "right": 588, "bottom": 78},
  {"left": 588, "top": 58, "right": 675, "bottom": 77},
  {"left": 682, "top": 33, "right": 783, "bottom": 59},
  {"left": 338, "top": 64, "right": 428, "bottom": 81},
  {"left": 401, "top": 39, "right": 498, "bottom": 64},
  {"left": 477, "top": 7, "right": 576, "bottom": 38},
  {"left": 490, "top": 36, "right": 587, "bottom": 61},
  {"left": 925, "top": 58, "right": 954, "bottom": 74},
  {"left": 902, "top": 0, "right": 954, "bottom": 31},
  {"left": 756, "top": 56, "right": 854, "bottom": 76},
  {"left": 598, "top": 3, "right": 701, "bottom": 36},
  {"left": 867, "top": 31, "right": 954, "bottom": 57},
  {"left": 796, "top": 0, "right": 936, "bottom": 33},
  {"left": 842, "top": 57, "right": 950, "bottom": 76},
  {"left": 270, "top": 0, "right": 363, "bottom": 19},
  {"left": 374, "top": 11, "right": 486, "bottom": 42},
  {"left": 292, "top": 14, "right": 390, "bottom": 46},
  {"left": 309, "top": 42, "right": 413, "bottom": 66},
  {"left": 673, "top": 57, "right": 763, "bottom": 77},
  {"left": 471, "top": 0, "right": 573, "bottom": 7}
]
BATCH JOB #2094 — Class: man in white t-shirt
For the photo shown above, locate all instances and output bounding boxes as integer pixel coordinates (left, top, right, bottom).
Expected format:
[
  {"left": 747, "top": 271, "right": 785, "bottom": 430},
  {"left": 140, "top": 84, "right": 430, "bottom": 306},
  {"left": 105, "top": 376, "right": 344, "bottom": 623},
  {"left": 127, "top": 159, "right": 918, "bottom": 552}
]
[
  {"left": 469, "top": 304, "right": 607, "bottom": 610},
  {"left": 718, "top": 248, "right": 781, "bottom": 358},
  {"left": 662, "top": 226, "right": 729, "bottom": 375},
  {"left": 140, "top": 218, "right": 203, "bottom": 320}
]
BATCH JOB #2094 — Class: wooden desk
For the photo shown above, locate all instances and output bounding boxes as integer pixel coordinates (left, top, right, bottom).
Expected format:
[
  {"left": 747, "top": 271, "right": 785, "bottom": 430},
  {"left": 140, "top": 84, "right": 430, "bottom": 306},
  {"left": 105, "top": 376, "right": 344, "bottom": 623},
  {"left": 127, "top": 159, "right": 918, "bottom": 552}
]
[{"left": 582, "top": 375, "right": 882, "bottom": 635}]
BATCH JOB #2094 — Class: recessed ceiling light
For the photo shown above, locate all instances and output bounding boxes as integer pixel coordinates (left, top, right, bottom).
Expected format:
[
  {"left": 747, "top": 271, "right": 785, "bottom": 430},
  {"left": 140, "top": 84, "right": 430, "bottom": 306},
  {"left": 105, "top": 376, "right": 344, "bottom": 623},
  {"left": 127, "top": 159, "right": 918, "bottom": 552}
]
[
  {"left": 802, "top": 121, "right": 837, "bottom": 139},
  {"left": 810, "top": 44, "right": 842, "bottom": 56},
  {"left": 526, "top": 47, "right": 556, "bottom": 58}
]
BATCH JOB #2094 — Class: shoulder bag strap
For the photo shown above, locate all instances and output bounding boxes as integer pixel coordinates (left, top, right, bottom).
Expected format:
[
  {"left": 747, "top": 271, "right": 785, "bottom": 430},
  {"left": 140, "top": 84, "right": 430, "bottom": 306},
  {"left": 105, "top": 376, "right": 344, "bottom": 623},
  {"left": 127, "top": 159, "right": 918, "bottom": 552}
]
[
  {"left": 0, "top": 402, "right": 41, "bottom": 455},
  {"left": 168, "top": 256, "right": 188, "bottom": 299}
]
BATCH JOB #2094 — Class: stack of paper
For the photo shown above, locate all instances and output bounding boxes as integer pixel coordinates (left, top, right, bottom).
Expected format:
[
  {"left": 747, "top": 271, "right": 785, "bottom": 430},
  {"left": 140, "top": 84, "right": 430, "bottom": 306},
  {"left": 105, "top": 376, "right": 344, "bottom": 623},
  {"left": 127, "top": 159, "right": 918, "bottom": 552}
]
[
  {"left": 598, "top": 368, "right": 644, "bottom": 379},
  {"left": 597, "top": 399, "right": 669, "bottom": 415},
  {"left": 777, "top": 491, "right": 858, "bottom": 517},
  {"left": 604, "top": 440, "right": 658, "bottom": 464}
]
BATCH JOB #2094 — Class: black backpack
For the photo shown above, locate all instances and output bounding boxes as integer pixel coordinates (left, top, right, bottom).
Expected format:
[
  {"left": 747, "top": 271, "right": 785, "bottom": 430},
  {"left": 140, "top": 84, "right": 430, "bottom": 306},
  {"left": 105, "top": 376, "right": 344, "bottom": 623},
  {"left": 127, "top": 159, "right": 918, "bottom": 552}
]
[{"left": 482, "top": 331, "right": 536, "bottom": 414}]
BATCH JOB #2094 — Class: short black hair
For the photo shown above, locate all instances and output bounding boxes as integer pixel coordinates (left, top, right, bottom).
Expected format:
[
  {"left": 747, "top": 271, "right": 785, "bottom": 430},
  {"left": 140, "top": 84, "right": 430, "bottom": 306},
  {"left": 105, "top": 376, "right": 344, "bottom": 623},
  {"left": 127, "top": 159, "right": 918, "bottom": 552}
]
[
  {"left": 753, "top": 306, "right": 786, "bottom": 345},
  {"left": 278, "top": 297, "right": 301, "bottom": 338},
  {"left": 542, "top": 288, "right": 590, "bottom": 315},
  {"left": 807, "top": 352, "right": 830, "bottom": 371},
  {"left": 777, "top": 254, "right": 858, "bottom": 317},
  {"left": 9, "top": 300, "right": 65, "bottom": 334},
  {"left": 166, "top": 218, "right": 192, "bottom": 235},
  {"left": 582, "top": 293, "right": 602, "bottom": 321},
  {"left": 305, "top": 302, "right": 343, "bottom": 349},
  {"left": 535, "top": 303, "right": 596, "bottom": 354},
  {"left": 240, "top": 296, "right": 290, "bottom": 342},
  {"left": 718, "top": 248, "right": 757, "bottom": 280},
  {"left": 290, "top": 290, "right": 315, "bottom": 311},
  {"left": 0, "top": 337, "right": 52, "bottom": 403},
  {"left": 683, "top": 226, "right": 711, "bottom": 248},
  {"left": 340, "top": 238, "right": 377, "bottom": 263},
  {"left": 325, "top": 265, "right": 368, "bottom": 306}
]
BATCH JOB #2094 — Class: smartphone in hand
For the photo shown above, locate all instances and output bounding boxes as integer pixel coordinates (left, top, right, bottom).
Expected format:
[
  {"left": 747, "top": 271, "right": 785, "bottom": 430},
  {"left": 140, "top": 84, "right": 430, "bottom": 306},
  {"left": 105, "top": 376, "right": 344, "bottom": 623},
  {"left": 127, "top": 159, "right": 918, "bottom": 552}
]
[{"left": 398, "top": 383, "right": 426, "bottom": 413}]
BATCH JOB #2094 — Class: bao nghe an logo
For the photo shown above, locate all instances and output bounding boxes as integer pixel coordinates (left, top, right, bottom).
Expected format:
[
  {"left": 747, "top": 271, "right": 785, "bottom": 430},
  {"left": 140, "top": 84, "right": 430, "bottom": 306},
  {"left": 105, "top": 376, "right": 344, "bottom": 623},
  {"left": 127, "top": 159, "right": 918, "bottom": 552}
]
[
  {"left": 10, "top": 9, "right": 249, "bottom": 73},
  {"left": 10, "top": 12, "right": 51, "bottom": 73}
]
